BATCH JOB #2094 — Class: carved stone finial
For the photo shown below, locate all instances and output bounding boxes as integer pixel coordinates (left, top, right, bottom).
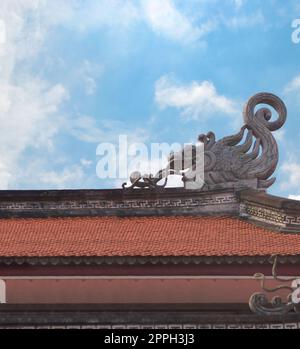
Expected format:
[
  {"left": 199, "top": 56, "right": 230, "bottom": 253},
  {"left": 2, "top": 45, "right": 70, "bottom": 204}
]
[
  {"left": 197, "top": 92, "right": 287, "bottom": 190},
  {"left": 123, "top": 92, "right": 287, "bottom": 191}
]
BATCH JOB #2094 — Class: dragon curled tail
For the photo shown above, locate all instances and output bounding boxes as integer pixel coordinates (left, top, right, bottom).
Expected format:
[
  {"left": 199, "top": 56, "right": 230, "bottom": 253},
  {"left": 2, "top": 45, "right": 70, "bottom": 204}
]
[{"left": 196, "top": 92, "right": 287, "bottom": 189}]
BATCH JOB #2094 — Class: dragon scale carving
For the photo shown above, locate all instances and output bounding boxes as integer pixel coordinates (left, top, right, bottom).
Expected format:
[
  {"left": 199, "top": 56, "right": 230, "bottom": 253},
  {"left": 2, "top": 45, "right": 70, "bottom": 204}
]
[{"left": 123, "top": 92, "right": 287, "bottom": 190}]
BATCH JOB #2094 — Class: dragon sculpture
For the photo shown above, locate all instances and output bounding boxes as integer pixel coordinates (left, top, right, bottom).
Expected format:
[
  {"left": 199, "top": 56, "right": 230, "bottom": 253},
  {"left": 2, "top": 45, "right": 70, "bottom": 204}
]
[{"left": 123, "top": 92, "right": 287, "bottom": 191}]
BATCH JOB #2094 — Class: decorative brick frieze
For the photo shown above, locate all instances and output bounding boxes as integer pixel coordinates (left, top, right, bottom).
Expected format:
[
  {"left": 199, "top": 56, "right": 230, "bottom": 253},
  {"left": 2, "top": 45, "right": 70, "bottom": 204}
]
[
  {"left": 237, "top": 189, "right": 300, "bottom": 232},
  {"left": 283, "top": 215, "right": 300, "bottom": 225},
  {"left": 239, "top": 201, "right": 300, "bottom": 233},
  {"left": 242, "top": 204, "right": 285, "bottom": 224}
]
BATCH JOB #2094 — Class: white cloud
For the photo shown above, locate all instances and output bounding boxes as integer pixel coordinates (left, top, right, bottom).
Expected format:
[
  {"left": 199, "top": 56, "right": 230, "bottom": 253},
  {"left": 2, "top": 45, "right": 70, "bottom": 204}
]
[
  {"left": 0, "top": 19, "right": 6, "bottom": 44},
  {"left": 233, "top": 0, "right": 245, "bottom": 9},
  {"left": 155, "top": 75, "right": 238, "bottom": 120},
  {"left": 0, "top": 1, "right": 79, "bottom": 188},
  {"left": 35, "top": 0, "right": 208, "bottom": 46},
  {"left": 284, "top": 75, "right": 300, "bottom": 94},
  {"left": 142, "top": 0, "right": 213, "bottom": 45},
  {"left": 80, "top": 158, "right": 93, "bottom": 167},
  {"left": 0, "top": 1, "right": 142, "bottom": 189},
  {"left": 68, "top": 115, "right": 148, "bottom": 145},
  {"left": 38, "top": 165, "right": 86, "bottom": 189},
  {"left": 70, "top": 0, "right": 140, "bottom": 31},
  {"left": 289, "top": 195, "right": 300, "bottom": 201},
  {"left": 68, "top": 116, "right": 105, "bottom": 143},
  {"left": 224, "top": 11, "right": 264, "bottom": 29},
  {"left": 280, "top": 161, "right": 300, "bottom": 191},
  {"left": 75, "top": 60, "right": 103, "bottom": 96},
  {"left": 11, "top": 153, "right": 98, "bottom": 189},
  {"left": 273, "top": 129, "right": 285, "bottom": 143},
  {"left": 0, "top": 77, "right": 69, "bottom": 188},
  {"left": 16, "top": 0, "right": 139, "bottom": 36}
]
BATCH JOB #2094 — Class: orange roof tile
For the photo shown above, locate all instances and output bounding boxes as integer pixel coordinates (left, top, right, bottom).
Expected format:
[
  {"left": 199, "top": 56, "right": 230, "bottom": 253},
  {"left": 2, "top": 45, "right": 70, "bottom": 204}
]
[{"left": 0, "top": 216, "right": 299, "bottom": 257}]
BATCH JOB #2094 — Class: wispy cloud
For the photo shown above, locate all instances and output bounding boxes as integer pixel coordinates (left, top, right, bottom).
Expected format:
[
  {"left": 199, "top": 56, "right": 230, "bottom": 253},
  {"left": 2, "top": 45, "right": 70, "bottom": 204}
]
[
  {"left": 141, "top": 0, "right": 214, "bottom": 45},
  {"left": 73, "top": 60, "right": 103, "bottom": 96},
  {"left": 284, "top": 75, "right": 300, "bottom": 95},
  {"left": 35, "top": 165, "right": 86, "bottom": 189},
  {"left": 34, "top": 0, "right": 212, "bottom": 45},
  {"left": 0, "top": 77, "right": 69, "bottom": 188},
  {"left": 68, "top": 115, "right": 149, "bottom": 145},
  {"left": 232, "top": 0, "right": 245, "bottom": 9},
  {"left": 224, "top": 10, "right": 264, "bottom": 29},
  {"left": 280, "top": 159, "right": 300, "bottom": 192},
  {"left": 0, "top": 1, "right": 73, "bottom": 188}
]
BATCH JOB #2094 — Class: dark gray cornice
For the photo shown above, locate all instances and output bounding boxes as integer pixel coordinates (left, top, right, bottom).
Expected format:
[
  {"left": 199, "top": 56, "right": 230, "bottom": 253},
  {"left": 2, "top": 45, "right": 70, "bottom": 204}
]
[
  {"left": 0, "top": 303, "right": 299, "bottom": 327},
  {"left": 0, "top": 255, "right": 300, "bottom": 267}
]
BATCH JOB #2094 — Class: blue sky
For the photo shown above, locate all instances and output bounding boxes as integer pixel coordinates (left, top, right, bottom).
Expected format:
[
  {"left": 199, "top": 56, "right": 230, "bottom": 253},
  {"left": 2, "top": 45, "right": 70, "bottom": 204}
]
[{"left": 0, "top": 0, "right": 300, "bottom": 198}]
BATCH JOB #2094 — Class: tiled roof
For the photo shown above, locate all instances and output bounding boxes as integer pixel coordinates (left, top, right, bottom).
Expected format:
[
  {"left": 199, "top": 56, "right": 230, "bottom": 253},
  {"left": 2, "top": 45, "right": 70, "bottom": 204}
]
[{"left": 0, "top": 216, "right": 299, "bottom": 257}]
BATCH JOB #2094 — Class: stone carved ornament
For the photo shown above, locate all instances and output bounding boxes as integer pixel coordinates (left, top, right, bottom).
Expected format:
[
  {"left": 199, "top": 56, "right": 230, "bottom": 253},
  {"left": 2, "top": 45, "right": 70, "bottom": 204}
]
[
  {"left": 123, "top": 92, "right": 287, "bottom": 190},
  {"left": 249, "top": 255, "right": 300, "bottom": 316}
]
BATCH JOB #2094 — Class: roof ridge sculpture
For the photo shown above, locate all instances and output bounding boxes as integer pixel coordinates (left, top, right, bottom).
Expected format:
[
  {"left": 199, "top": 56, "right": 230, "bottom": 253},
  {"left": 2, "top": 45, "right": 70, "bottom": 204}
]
[{"left": 123, "top": 92, "right": 287, "bottom": 191}]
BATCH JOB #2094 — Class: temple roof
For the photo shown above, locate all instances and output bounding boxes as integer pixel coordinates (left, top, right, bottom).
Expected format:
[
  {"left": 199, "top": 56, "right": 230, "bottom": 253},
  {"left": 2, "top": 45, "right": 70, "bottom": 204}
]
[
  {"left": 0, "top": 92, "right": 299, "bottom": 266},
  {"left": 0, "top": 216, "right": 300, "bottom": 259}
]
